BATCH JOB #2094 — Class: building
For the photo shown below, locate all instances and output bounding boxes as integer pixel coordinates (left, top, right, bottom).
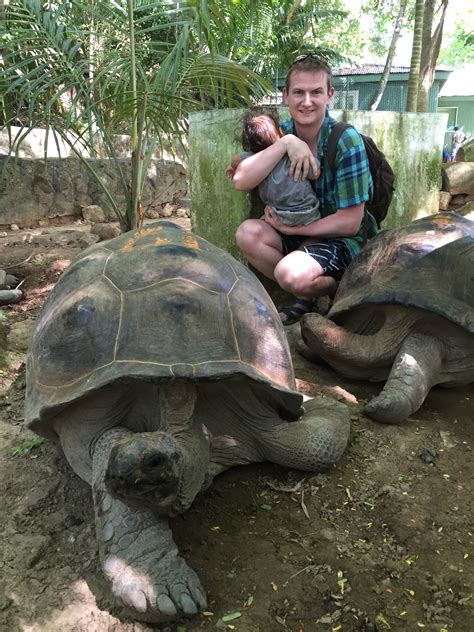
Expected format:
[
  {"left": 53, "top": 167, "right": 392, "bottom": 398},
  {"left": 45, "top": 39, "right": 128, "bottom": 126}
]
[
  {"left": 437, "top": 64, "right": 474, "bottom": 146},
  {"left": 265, "top": 64, "right": 452, "bottom": 114},
  {"left": 331, "top": 64, "right": 451, "bottom": 112}
]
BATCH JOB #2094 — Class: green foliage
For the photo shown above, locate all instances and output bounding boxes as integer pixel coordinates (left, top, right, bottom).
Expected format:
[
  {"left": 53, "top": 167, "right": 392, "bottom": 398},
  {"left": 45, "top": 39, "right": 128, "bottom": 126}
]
[
  {"left": 1, "top": 0, "right": 365, "bottom": 230},
  {"left": 11, "top": 436, "right": 47, "bottom": 458},
  {"left": 363, "top": 0, "right": 414, "bottom": 59},
  {"left": 438, "top": 22, "right": 474, "bottom": 67},
  {"left": 0, "top": 0, "right": 272, "bottom": 230},
  {"left": 225, "top": 0, "right": 362, "bottom": 80}
]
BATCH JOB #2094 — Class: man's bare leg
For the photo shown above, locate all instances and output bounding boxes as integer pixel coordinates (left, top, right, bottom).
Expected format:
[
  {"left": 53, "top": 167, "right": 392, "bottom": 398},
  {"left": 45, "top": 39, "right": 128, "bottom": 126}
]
[
  {"left": 274, "top": 251, "right": 337, "bottom": 323},
  {"left": 236, "top": 219, "right": 284, "bottom": 280},
  {"left": 274, "top": 251, "right": 337, "bottom": 298}
]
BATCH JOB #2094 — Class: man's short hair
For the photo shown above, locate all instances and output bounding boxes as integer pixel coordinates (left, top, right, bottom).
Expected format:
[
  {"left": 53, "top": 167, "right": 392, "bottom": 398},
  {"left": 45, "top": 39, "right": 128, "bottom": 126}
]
[{"left": 285, "top": 55, "right": 334, "bottom": 94}]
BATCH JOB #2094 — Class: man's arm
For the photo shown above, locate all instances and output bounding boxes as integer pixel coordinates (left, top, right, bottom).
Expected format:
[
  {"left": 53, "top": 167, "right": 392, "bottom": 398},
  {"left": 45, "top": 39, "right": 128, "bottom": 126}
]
[
  {"left": 232, "top": 135, "right": 319, "bottom": 191},
  {"left": 263, "top": 204, "right": 364, "bottom": 237}
]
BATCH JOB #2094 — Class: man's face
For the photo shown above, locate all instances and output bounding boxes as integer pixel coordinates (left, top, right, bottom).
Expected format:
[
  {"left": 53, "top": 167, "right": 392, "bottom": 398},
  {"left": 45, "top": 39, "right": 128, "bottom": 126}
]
[{"left": 283, "top": 70, "right": 334, "bottom": 130}]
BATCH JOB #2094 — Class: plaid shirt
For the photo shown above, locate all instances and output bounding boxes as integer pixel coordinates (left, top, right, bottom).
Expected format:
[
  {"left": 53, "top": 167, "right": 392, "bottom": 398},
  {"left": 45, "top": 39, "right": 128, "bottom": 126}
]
[{"left": 281, "top": 110, "right": 377, "bottom": 256}]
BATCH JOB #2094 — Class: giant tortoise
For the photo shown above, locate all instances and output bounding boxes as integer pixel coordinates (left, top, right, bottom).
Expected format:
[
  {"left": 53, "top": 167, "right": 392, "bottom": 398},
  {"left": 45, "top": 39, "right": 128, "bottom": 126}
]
[
  {"left": 300, "top": 212, "right": 474, "bottom": 424},
  {"left": 25, "top": 221, "right": 350, "bottom": 623}
]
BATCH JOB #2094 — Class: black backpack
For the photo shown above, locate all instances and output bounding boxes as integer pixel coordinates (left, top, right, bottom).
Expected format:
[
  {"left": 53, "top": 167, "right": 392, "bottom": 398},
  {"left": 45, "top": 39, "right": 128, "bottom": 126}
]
[{"left": 326, "top": 122, "right": 395, "bottom": 227}]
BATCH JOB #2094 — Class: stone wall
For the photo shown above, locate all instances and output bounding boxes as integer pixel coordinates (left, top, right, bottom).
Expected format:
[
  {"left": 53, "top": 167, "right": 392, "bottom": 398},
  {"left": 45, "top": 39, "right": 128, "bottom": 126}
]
[
  {"left": 0, "top": 126, "right": 188, "bottom": 227},
  {"left": 188, "top": 108, "right": 448, "bottom": 256},
  {"left": 0, "top": 156, "right": 187, "bottom": 226}
]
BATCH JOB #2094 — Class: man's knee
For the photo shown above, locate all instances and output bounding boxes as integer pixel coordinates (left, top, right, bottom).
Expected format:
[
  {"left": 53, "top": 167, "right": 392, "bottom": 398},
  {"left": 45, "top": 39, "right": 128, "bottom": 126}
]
[
  {"left": 274, "top": 256, "right": 315, "bottom": 294},
  {"left": 236, "top": 219, "right": 260, "bottom": 251}
]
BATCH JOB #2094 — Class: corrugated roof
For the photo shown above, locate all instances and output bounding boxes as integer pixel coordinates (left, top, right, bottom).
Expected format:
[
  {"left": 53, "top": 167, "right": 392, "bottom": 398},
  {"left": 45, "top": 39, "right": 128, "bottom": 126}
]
[
  {"left": 334, "top": 65, "right": 410, "bottom": 75},
  {"left": 334, "top": 64, "right": 452, "bottom": 76}
]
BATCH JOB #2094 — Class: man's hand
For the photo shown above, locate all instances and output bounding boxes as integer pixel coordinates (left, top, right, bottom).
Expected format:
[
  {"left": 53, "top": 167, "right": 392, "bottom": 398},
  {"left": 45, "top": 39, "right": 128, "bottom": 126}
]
[
  {"left": 263, "top": 206, "right": 297, "bottom": 235},
  {"left": 283, "top": 135, "right": 319, "bottom": 182}
]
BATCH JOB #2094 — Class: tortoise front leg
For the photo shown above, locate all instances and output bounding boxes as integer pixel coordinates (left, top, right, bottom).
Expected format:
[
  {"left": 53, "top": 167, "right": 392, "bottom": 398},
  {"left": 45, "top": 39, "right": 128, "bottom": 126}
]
[
  {"left": 258, "top": 397, "right": 351, "bottom": 471},
  {"left": 92, "top": 427, "right": 207, "bottom": 622},
  {"left": 364, "top": 334, "right": 444, "bottom": 424}
]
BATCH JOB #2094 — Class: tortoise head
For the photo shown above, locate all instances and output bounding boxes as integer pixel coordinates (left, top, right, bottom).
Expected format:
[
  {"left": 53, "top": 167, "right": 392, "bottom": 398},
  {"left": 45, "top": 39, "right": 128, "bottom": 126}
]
[{"left": 105, "top": 382, "right": 210, "bottom": 515}]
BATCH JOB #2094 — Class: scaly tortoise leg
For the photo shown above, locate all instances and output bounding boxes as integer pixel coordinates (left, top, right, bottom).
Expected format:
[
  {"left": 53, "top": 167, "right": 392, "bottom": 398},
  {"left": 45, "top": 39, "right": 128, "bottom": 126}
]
[
  {"left": 364, "top": 334, "right": 444, "bottom": 424},
  {"left": 258, "top": 396, "right": 351, "bottom": 471},
  {"left": 92, "top": 427, "right": 207, "bottom": 622}
]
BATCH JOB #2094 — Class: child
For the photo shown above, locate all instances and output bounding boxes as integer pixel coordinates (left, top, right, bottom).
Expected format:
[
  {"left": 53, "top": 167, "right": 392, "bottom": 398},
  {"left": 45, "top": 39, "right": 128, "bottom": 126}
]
[{"left": 226, "top": 109, "right": 321, "bottom": 227}]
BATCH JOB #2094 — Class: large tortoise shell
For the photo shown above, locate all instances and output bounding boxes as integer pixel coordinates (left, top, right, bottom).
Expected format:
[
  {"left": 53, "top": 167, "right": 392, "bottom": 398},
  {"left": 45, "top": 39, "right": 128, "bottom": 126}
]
[
  {"left": 26, "top": 221, "right": 302, "bottom": 431},
  {"left": 329, "top": 212, "right": 474, "bottom": 333}
]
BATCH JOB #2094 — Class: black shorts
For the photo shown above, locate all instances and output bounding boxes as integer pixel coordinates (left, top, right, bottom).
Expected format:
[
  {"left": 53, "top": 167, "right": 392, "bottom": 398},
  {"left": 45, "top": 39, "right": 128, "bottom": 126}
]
[{"left": 280, "top": 235, "right": 352, "bottom": 280}]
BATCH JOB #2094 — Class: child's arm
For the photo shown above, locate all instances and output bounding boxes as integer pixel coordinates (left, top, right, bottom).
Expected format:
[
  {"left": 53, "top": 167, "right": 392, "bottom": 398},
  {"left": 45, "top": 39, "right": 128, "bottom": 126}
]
[{"left": 225, "top": 154, "right": 242, "bottom": 180}]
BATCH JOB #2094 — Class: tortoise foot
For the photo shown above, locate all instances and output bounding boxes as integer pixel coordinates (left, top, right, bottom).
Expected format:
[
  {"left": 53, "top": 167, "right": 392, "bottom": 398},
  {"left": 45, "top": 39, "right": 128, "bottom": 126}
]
[
  {"left": 95, "top": 492, "right": 206, "bottom": 622},
  {"left": 364, "top": 393, "right": 412, "bottom": 424},
  {"left": 103, "top": 549, "right": 207, "bottom": 621}
]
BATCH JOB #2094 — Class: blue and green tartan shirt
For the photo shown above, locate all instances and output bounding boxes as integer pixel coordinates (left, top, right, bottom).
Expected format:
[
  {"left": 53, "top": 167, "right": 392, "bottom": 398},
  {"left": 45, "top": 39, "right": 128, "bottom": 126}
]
[{"left": 280, "top": 109, "right": 377, "bottom": 256}]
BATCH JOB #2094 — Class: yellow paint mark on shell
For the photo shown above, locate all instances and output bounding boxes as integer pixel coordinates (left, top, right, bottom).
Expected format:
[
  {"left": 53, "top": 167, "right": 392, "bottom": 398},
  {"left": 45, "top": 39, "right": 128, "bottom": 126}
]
[
  {"left": 155, "top": 237, "right": 171, "bottom": 246},
  {"left": 121, "top": 238, "right": 136, "bottom": 252},
  {"left": 432, "top": 216, "right": 451, "bottom": 227},
  {"left": 184, "top": 234, "right": 200, "bottom": 249},
  {"left": 137, "top": 227, "right": 162, "bottom": 238}
]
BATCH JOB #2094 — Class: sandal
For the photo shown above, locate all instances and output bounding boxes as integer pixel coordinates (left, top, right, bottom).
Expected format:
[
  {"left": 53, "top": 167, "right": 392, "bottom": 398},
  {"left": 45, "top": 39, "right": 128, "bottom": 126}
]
[{"left": 278, "top": 298, "right": 314, "bottom": 326}]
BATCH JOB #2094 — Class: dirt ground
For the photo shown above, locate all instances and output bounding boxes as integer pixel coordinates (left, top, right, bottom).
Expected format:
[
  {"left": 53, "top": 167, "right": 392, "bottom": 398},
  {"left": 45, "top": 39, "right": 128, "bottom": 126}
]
[{"left": 0, "top": 218, "right": 473, "bottom": 632}]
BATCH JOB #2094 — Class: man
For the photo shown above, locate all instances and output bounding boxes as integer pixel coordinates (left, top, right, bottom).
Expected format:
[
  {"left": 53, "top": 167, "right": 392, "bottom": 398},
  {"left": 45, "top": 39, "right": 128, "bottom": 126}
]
[
  {"left": 231, "top": 56, "right": 376, "bottom": 324},
  {"left": 451, "top": 126, "right": 466, "bottom": 162}
]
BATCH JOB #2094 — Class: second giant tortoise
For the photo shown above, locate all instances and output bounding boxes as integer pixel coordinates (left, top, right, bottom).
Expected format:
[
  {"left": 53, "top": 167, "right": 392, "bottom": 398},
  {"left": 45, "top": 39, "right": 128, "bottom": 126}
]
[
  {"left": 300, "top": 212, "right": 474, "bottom": 424},
  {"left": 25, "top": 221, "right": 350, "bottom": 623}
]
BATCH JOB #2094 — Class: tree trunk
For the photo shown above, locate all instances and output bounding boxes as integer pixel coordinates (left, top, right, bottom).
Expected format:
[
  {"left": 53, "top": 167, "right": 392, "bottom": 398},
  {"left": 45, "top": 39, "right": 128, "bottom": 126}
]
[
  {"left": 369, "top": 0, "right": 408, "bottom": 111},
  {"left": 417, "top": 0, "right": 448, "bottom": 112},
  {"left": 406, "top": 0, "right": 425, "bottom": 112}
]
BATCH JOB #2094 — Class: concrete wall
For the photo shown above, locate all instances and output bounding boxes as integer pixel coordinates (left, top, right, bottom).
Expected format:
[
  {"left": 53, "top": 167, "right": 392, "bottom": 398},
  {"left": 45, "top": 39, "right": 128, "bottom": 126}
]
[{"left": 189, "top": 109, "right": 448, "bottom": 255}]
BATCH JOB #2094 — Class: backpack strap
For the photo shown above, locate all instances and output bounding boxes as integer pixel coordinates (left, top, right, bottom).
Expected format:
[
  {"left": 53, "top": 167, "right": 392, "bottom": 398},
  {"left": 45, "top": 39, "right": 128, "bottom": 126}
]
[
  {"left": 326, "top": 122, "right": 352, "bottom": 176},
  {"left": 326, "top": 121, "right": 369, "bottom": 245}
]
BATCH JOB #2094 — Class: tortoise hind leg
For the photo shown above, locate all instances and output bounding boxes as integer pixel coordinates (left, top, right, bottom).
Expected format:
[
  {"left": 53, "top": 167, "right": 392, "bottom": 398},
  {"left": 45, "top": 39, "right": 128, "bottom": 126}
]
[
  {"left": 364, "top": 334, "right": 444, "bottom": 424},
  {"left": 92, "top": 427, "right": 207, "bottom": 622},
  {"left": 259, "top": 397, "right": 351, "bottom": 471}
]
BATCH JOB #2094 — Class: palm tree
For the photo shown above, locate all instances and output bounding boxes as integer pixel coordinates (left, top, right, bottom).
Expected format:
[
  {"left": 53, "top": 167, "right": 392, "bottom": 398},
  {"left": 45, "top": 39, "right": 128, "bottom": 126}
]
[
  {"left": 406, "top": 0, "right": 425, "bottom": 112},
  {"left": 417, "top": 0, "right": 448, "bottom": 112},
  {"left": 1, "top": 0, "right": 271, "bottom": 231}
]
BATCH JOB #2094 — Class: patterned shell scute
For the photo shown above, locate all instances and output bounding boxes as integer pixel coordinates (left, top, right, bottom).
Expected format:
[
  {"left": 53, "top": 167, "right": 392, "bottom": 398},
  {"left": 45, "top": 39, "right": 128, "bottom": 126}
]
[
  {"left": 26, "top": 221, "right": 301, "bottom": 429},
  {"left": 329, "top": 212, "right": 474, "bottom": 333}
]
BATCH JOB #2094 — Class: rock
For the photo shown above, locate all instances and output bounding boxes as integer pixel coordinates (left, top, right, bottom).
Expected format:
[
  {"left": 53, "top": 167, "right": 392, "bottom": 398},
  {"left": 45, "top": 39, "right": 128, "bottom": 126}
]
[
  {"left": 90, "top": 222, "right": 122, "bottom": 241},
  {"left": 145, "top": 207, "right": 162, "bottom": 219},
  {"left": 176, "top": 197, "right": 191, "bottom": 209},
  {"left": 176, "top": 207, "right": 190, "bottom": 218},
  {"left": 457, "top": 200, "right": 474, "bottom": 218},
  {"left": 0, "top": 289, "right": 23, "bottom": 306},
  {"left": 82, "top": 204, "right": 106, "bottom": 223},
  {"left": 7, "top": 318, "right": 35, "bottom": 352},
  {"left": 438, "top": 191, "right": 451, "bottom": 211},
  {"left": 441, "top": 162, "right": 474, "bottom": 196},
  {"left": 450, "top": 194, "right": 468, "bottom": 207},
  {"left": 0, "top": 310, "right": 9, "bottom": 350},
  {"left": 0, "top": 273, "right": 19, "bottom": 289},
  {"left": 10, "top": 224, "right": 20, "bottom": 231},
  {"left": 160, "top": 203, "right": 174, "bottom": 218},
  {"left": 457, "top": 139, "right": 474, "bottom": 162}
]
